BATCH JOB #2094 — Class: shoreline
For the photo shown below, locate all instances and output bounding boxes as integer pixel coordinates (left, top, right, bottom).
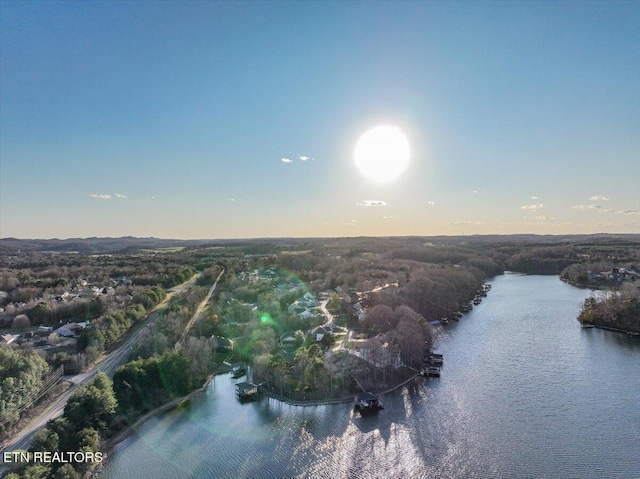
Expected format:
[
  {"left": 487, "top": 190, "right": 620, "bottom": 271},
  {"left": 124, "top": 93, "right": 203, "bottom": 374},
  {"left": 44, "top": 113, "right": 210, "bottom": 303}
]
[
  {"left": 101, "top": 369, "right": 422, "bottom": 463},
  {"left": 559, "top": 277, "right": 605, "bottom": 290},
  {"left": 258, "top": 370, "right": 421, "bottom": 406},
  {"left": 580, "top": 322, "right": 640, "bottom": 336},
  {"left": 101, "top": 375, "right": 214, "bottom": 459},
  {"left": 562, "top": 279, "right": 639, "bottom": 336}
]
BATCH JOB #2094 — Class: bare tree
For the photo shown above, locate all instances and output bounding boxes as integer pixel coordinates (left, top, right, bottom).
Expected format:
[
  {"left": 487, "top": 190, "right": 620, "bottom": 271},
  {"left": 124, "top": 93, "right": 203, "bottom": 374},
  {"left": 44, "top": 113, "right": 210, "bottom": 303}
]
[
  {"left": 12, "top": 314, "right": 30, "bottom": 332},
  {"left": 362, "top": 304, "right": 396, "bottom": 335}
]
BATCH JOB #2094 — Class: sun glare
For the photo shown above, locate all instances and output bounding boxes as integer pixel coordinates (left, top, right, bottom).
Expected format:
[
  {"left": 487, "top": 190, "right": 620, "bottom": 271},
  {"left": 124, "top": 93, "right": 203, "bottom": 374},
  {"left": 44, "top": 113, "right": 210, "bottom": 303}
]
[{"left": 354, "top": 125, "right": 410, "bottom": 183}]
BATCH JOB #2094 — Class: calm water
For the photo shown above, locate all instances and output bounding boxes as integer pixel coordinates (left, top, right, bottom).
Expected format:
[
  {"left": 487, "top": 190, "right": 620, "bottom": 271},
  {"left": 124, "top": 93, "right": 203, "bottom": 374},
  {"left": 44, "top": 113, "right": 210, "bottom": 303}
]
[{"left": 101, "top": 274, "right": 640, "bottom": 479}]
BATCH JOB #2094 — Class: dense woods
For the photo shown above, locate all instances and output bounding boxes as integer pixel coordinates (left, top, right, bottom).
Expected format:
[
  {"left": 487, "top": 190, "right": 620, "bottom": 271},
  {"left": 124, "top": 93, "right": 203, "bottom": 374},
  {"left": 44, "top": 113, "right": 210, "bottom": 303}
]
[
  {"left": 5, "top": 372, "right": 117, "bottom": 479},
  {"left": 0, "top": 349, "right": 50, "bottom": 436},
  {"left": 577, "top": 284, "right": 640, "bottom": 334}
]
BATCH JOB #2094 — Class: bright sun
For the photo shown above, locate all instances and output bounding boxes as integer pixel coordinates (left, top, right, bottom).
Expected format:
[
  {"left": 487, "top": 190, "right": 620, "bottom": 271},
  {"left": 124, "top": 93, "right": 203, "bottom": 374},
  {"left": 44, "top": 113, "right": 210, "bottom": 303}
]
[{"left": 354, "top": 125, "right": 410, "bottom": 183}]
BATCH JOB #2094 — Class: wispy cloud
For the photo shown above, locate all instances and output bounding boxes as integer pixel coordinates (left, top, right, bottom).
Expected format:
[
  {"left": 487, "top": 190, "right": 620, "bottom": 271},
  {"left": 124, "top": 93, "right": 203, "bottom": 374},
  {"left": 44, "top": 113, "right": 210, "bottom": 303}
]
[
  {"left": 447, "top": 221, "right": 485, "bottom": 225},
  {"left": 281, "top": 154, "right": 313, "bottom": 163},
  {"left": 357, "top": 200, "right": 387, "bottom": 207},
  {"left": 114, "top": 193, "right": 127, "bottom": 199},
  {"left": 343, "top": 219, "right": 358, "bottom": 226},
  {"left": 590, "top": 194, "right": 610, "bottom": 201},
  {"left": 572, "top": 204, "right": 603, "bottom": 210},
  {"left": 500, "top": 220, "right": 573, "bottom": 227},
  {"left": 531, "top": 196, "right": 540, "bottom": 200},
  {"left": 521, "top": 204, "right": 546, "bottom": 210},
  {"left": 594, "top": 208, "right": 639, "bottom": 215},
  {"left": 382, "top": 216, "right": 394, "bottom": 219},
  {"left": 572, "top": 205, "right": 639, "bottom": 216},
  {"left": 472, "top": 190, "right": 478, "bottom": 194},
  {"left": 90, "top": 194, "right": 111, "bottom": 200},
  {"left": 428, "top": 201, "right": 435, "bottom": 205},
  {"left": 534, "top": 215, "right": 555, "bottom": 220}
]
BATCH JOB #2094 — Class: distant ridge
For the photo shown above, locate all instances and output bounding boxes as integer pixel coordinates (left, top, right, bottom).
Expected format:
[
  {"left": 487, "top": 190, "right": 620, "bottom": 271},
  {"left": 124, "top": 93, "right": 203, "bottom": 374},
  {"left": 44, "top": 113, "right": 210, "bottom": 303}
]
[{"left": 1, "top": 234, "right": 639, "bottom": 255}]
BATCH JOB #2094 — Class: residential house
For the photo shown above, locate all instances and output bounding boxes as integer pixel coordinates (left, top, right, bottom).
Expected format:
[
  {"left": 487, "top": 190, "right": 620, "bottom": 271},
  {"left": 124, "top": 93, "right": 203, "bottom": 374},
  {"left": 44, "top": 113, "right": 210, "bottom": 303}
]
[
  {"left": 1, "top": 334, "right": 18, "bottom": 346},
  {"left": 352, "top": 302, "right": 366, "bottom": 321},
  {"left": 309, "top": 325, "right": 333, "bottom": 342},
  {"left": 298, "top": 309, "right": 315, "bottom": 320},
  {"left": 55, "top": 322, "right": 84, "bottom": 337},
  {"left": 279, "top": 331, "right": 298, "bottom": 346}
]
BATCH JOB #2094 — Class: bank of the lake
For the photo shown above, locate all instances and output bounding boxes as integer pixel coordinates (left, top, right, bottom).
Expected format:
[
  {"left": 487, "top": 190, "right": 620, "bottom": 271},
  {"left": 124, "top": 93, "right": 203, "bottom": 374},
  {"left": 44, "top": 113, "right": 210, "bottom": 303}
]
[{"left": 101, "top": 274, "right": 640, "bottom": 479}]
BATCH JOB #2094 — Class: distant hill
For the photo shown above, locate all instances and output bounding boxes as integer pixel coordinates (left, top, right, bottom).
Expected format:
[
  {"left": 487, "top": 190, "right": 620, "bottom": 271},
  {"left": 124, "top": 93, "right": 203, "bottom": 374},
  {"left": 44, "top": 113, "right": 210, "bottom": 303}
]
[
  {"left": 0, "top": 237, "right": 205, "bottom": 254},
  {"left": 1, "top": 234, "right": 638, "bottom": 255}
]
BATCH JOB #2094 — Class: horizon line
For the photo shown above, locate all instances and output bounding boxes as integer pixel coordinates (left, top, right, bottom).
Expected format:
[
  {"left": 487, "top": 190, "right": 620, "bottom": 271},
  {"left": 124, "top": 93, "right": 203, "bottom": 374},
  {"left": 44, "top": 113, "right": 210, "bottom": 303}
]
[{"left": 2, "top": 232, "right": 640, "bottom": 242}]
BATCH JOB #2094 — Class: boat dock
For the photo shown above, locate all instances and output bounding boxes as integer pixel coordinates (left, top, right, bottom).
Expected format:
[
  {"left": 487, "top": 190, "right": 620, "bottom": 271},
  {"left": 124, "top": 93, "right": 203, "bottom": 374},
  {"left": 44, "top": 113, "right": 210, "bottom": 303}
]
[
  {"left": 235, "top": 382, "right": 258, "bottom": 400},
  {"left": 354, "top": 392, "right": 384, "bottom": 413}
]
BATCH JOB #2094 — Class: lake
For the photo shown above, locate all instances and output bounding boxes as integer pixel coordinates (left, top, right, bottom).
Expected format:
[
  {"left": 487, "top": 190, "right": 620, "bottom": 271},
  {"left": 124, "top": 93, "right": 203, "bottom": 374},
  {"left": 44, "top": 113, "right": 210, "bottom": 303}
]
[{"left": 101, "top": 273, "right": 640, "bottom": 478}]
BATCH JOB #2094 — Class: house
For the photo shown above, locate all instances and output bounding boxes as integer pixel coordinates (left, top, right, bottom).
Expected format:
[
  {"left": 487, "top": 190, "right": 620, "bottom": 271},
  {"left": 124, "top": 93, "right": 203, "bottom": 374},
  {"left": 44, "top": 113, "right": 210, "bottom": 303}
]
[
  {"left": 352, "top": 302, "right": 366, "bottom": 321},
  {"left": 34, "top": 327, "right": 53, "bottom": 338},
  {"left": 1, "top": 334, "right": 18, "bottom": 346},
  {"left": 279, "top": 331, "right": 298, "bottom": 346},
  {"left": 298, "top": 309, "right": 315, "bottom": 320},
  {"left": 288, "top": 301, "right": 306, "bottom": 315},
  {"left": 212, "top": 336, "right": 234, "bottom": 352},
  {"left": 55, "top": 322, "right": 83, "bottom": 337},
  {"left": 309, "top": 325, "right": 333, "bottom": 342},
  {"left": 587, "top": 271, "right": 605, "bottom": 281}
]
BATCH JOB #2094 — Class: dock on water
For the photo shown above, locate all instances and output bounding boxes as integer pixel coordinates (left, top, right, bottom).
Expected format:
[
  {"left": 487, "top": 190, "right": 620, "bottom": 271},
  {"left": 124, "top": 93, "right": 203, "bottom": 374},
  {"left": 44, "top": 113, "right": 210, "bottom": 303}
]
[{"left": 235, "top": 381, "right": 258, "bottom": 400}]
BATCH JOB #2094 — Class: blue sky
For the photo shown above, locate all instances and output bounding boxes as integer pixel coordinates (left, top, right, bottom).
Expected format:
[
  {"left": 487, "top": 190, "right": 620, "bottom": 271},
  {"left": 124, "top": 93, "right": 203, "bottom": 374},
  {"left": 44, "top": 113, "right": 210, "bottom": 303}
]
[{"left": 1, "top": 1, "right": 638, "bottom": 239}]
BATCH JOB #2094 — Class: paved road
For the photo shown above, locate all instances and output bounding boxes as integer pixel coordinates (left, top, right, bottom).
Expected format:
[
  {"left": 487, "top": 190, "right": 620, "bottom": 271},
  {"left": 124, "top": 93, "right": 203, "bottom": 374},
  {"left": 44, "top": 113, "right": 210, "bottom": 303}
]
[
  {"left": 1, "top": 274, "right": 200, "bottom": 455},
  {"left": 318, "top": 299, "right": 352, "bottom": 351}
]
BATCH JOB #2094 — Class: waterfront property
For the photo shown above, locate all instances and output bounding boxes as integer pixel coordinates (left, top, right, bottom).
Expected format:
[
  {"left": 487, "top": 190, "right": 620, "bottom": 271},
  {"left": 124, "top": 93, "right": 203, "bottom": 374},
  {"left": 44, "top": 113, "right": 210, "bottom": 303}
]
[
  {"left": 427, "top": 353, "right": 443, "bottom": 365},
  {"left": 100, "top": 275, "right": 640, "bottom": 479},
  {"left": 235, "top": 382, "right": 258, "bottom": 400},
  {"left": 353, "top": 392, "right": 383, "bottom": 413},
  {"left": 426, "top": 366, "right": 441, "bottom": 377}
]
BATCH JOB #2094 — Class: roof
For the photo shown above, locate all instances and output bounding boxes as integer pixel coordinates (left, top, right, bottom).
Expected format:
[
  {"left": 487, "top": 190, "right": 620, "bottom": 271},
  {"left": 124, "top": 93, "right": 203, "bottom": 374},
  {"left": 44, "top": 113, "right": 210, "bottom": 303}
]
[
  {"left": 235, "top": 382, "right": 257, "bottom": 392},
  {"left": 55, "top": 326, "right": 75, "bottom": 336},
  {"left": 64, "top": 322, "right": 83, "bottom": 330},
  {"left": 355, "top": 392, "right": 378, "bottom": 401},
  {"left": 1, "top": 334, "right": 17, "bottom": 344}
]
